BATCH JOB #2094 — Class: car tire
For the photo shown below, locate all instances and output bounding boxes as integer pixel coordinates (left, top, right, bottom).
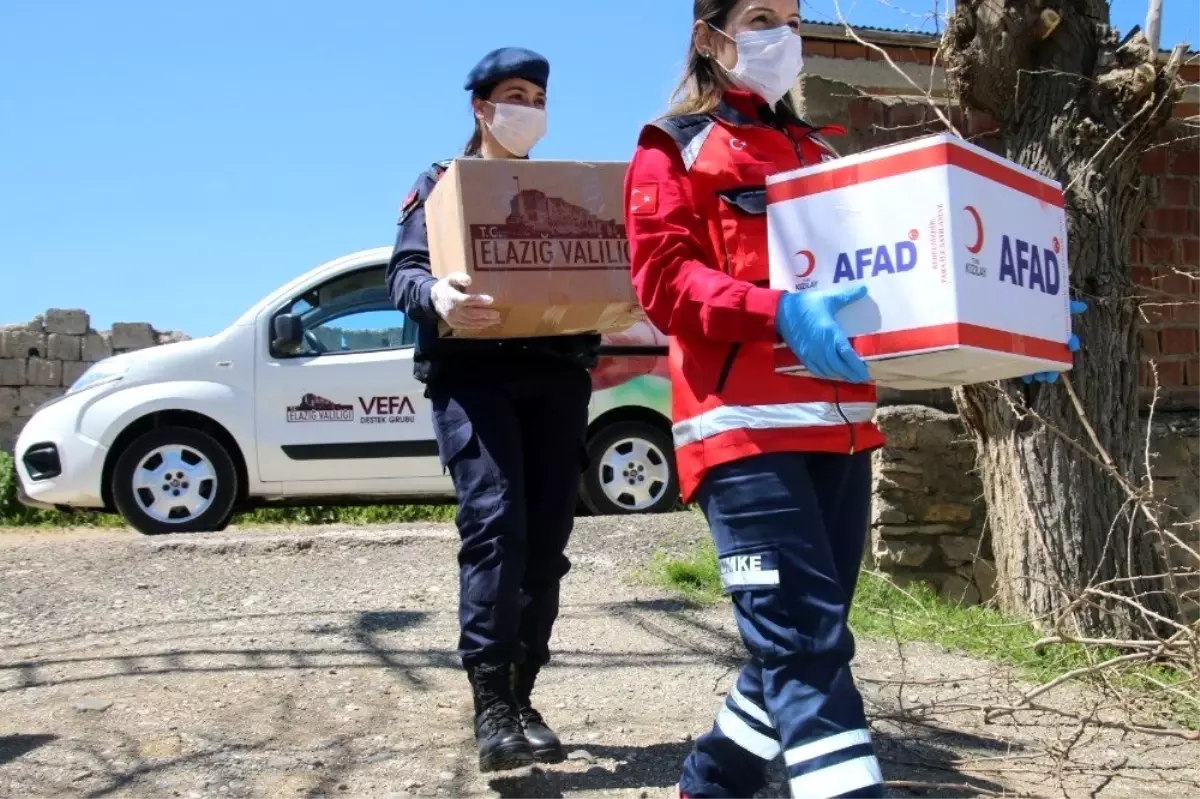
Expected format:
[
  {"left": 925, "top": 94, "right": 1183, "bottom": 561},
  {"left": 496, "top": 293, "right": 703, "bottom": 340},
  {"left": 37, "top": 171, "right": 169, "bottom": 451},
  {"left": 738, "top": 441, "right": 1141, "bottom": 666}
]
[
  {"left": 581, "top": 420, "right": 678, "bottom": 516},
  {"left": 112, "top": 426, "right": 239, "bottom": 535}
]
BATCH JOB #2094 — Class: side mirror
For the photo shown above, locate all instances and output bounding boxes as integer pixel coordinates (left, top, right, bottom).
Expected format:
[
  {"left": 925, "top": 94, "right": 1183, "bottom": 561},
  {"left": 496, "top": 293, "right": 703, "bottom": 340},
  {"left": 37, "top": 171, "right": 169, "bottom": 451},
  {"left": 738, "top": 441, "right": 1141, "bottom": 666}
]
[{"left": 272, "top": 314, "right": 304, "bottom": 354}]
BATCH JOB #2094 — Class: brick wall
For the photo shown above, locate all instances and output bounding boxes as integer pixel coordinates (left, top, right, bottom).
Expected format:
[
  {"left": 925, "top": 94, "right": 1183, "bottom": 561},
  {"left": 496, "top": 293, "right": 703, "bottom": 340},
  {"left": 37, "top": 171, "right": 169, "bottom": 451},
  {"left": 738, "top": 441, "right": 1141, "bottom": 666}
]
[
  {"left": 803, "top": 37, "right": 936, "bottom": 66},
  {"left": 0, "top": 310, "right": 187, "bottom": 452},
  {"left": 1135, "top": 127, "right": 1200, "bottom": 408}
]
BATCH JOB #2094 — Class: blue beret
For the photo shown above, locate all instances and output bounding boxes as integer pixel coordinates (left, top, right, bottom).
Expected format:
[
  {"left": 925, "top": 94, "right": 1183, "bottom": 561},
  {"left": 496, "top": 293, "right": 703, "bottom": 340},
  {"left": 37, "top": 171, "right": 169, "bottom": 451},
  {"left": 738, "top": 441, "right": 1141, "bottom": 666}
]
[{"left": 464, "top": 47, "right": 550, "bottom": 92}]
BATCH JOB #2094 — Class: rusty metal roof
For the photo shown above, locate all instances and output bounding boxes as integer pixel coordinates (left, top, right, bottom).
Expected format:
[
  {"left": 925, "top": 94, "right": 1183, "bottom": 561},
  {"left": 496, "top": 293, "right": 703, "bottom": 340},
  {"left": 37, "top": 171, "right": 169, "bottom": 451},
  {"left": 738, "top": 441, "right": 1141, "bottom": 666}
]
[{"left": 801, "top": 17, "right": 1197, "bottom": 57}]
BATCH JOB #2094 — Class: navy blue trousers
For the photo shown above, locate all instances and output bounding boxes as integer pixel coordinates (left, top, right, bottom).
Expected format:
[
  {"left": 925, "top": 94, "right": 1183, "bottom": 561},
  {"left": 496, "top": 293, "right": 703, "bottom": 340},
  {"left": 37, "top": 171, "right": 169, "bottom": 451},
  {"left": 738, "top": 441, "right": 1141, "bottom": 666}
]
[
  {"left": 428, "top": 361, "right": 591, "bottom": 669},
  {"left": 680, "top": 451, "right": 883, "bottom": 799}
]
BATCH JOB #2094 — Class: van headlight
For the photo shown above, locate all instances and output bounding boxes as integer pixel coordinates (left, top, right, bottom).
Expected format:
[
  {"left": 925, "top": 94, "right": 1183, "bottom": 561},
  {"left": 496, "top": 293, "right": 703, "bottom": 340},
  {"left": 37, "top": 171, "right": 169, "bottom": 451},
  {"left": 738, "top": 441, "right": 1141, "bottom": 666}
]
[{"left": 67, "top": 360, "right": 128, "bottom": 395}]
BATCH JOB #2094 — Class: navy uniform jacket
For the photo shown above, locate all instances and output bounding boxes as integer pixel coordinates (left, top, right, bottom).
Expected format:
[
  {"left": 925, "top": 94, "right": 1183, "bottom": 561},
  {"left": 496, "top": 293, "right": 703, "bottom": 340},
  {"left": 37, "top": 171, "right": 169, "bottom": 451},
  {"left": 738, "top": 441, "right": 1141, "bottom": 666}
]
[{"left": 387, "top": 160, "right": 601, "bottom": 384}]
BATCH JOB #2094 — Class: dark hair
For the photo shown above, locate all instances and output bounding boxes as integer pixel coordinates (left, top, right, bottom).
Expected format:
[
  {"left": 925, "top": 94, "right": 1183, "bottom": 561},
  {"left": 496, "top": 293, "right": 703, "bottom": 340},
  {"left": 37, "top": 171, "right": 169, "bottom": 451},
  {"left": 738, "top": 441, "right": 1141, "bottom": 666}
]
[
  {"left": 463, "top": 86, "right": 492, "bottom": 156},
  {"left": 667, "top": 0, "right": 800, "bottom": 119}
]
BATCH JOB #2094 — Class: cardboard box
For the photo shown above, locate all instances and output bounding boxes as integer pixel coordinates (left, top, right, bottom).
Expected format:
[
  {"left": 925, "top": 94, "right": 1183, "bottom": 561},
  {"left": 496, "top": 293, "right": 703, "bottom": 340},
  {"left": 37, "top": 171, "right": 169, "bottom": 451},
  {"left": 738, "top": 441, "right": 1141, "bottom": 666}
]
[
  {"left": 425, "top": 158, "right": 643, "bottom": 339},
  {"left": 766, "top": 133, "right": 1074, "bottom": 390}
]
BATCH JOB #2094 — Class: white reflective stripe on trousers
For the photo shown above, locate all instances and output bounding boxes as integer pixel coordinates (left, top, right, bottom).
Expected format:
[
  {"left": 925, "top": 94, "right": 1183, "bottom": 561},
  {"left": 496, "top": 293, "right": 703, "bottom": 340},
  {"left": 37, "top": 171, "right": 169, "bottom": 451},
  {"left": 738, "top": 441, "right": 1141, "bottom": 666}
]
[
  {"left": 728, "top": 685, "right": 774, "bottom": 729},
  {"left": 672, "top": 402, "right": 877, "bottom": 449},
  {"left": 785, "top": 729, "right": 881, "bottom": 798},
  {"left": 788, "top": 755, "right": 883, "bottom": 798},
  {"left": 714, "top": 706, "right": 781, "bottom": 760},
  {"left": 784, "top": 728, "right": 871, "bottom": 766}
]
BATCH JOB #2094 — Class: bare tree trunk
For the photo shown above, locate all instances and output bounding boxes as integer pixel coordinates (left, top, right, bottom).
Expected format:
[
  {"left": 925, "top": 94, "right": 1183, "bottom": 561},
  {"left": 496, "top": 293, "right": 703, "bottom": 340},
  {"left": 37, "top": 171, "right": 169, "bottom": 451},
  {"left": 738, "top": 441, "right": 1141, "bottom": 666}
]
[
  {"left": 1145, "top": 0, "right": 1164, "bottom": 54},
  {"left": 940, "top": 1, "right": 1186, "bottom": 637}
]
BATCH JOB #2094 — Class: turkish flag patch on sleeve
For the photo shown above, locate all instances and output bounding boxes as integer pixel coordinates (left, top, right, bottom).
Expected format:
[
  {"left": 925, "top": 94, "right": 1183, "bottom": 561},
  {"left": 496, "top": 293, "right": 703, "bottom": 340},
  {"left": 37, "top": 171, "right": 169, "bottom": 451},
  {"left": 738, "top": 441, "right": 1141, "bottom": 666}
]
[
  {"left": 629, "top": 184, "right": 659, "bottom": 216},
  {"left": 398, "top": 190, "right": 419, "bottom": 223}
]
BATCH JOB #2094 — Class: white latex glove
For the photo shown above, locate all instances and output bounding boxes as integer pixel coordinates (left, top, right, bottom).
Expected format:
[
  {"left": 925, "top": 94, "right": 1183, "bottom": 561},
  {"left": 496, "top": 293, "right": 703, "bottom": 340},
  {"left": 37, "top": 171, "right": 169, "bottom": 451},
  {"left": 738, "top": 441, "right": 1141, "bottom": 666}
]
[{"left": 430, "top": 273, "right": 500, "bottom": 331}]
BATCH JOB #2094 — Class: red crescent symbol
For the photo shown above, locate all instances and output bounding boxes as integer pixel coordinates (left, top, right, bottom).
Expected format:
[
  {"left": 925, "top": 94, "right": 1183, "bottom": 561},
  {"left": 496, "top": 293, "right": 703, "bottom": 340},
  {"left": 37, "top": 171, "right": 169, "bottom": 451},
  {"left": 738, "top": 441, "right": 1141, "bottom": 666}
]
[
  {"left": 795, "top": 250, "right": 816, "bottom": 278},
  {"left": 964, "top": 205, "right": 984, "bottom": 255}
]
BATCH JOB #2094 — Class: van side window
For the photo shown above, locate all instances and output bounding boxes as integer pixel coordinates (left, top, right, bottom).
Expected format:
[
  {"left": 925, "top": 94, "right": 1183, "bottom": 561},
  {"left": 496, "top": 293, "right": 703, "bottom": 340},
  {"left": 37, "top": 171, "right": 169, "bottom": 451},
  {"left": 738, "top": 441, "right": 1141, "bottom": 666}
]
[{"left": 273, "top": 265, "right": 417, "bottom": 357}]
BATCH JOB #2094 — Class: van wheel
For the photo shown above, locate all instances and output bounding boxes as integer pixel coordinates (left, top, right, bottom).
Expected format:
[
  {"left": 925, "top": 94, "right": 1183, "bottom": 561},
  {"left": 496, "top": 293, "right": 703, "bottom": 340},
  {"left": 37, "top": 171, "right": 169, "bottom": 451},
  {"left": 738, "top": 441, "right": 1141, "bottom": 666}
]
[
  {"left": 112, "top": 426, "right": 238, "bottom": 535},
  {"left": 581, "top": 421, "right": 678, "bottom": 516}
]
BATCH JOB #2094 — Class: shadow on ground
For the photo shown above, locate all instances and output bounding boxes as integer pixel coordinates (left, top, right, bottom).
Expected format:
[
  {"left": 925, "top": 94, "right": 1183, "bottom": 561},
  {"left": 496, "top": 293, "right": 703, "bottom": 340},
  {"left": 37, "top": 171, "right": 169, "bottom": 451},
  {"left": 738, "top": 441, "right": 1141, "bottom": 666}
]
[
  {"left": 0, "top": 734, "right": 57, "bottom": 766},
  {"left": 478, "top": 726, "right": 1008, "bottom": 799}
]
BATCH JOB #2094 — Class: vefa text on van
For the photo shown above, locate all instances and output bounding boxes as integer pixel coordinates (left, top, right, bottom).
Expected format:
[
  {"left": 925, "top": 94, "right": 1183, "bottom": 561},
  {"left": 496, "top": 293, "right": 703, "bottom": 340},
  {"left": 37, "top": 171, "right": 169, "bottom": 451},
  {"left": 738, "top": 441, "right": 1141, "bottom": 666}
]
[{"left": 358, "top": 395, "right": 417, "bottom": 425}]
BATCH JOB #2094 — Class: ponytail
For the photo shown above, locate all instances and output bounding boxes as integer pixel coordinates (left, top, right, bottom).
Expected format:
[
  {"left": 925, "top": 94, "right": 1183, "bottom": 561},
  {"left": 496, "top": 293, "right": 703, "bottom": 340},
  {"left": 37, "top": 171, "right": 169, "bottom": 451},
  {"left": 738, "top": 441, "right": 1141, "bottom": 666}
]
[
  {"left": 463, "top": 87, "right": 490, "bottom": 156},
  {"left": 464, "top": 121, "right": 483, "bottom": 156}
]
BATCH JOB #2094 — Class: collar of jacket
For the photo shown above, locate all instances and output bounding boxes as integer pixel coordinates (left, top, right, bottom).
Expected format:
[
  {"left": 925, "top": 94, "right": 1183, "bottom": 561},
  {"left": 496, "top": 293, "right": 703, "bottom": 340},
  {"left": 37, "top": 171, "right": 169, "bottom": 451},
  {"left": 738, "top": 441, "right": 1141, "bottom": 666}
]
[{"left": 714, "top": 88, "right": 846, "bottom": 139}]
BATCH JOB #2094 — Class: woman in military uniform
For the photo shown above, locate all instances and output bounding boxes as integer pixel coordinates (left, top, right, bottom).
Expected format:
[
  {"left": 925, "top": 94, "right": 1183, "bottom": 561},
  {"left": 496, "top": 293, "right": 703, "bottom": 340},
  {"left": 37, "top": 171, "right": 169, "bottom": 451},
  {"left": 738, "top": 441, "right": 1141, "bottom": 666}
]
[{"left": 387, "top": 47, "right": 599, "bottom": 773}]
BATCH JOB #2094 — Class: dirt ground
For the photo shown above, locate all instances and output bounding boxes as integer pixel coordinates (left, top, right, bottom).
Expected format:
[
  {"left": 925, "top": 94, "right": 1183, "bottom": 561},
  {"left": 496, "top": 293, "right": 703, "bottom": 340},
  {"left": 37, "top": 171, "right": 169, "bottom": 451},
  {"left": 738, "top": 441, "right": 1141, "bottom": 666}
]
[{"left": 0, "top": 515, "right": 1197, "bottom": 799}]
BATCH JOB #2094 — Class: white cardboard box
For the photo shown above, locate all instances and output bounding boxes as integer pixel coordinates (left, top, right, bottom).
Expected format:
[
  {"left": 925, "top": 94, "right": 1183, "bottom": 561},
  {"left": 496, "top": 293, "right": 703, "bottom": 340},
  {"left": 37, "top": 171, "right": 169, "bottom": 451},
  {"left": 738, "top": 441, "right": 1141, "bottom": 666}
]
[{"left": 766, "top": 132, "right": 1074, "bottom": 390}]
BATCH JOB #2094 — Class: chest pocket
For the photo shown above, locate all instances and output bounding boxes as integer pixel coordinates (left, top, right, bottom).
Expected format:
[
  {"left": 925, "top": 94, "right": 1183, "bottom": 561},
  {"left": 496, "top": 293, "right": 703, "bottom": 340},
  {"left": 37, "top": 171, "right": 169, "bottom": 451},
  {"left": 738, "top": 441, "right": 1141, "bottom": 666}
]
[{"left": 715, "top": 186, "right": 768, "bottom": 283}]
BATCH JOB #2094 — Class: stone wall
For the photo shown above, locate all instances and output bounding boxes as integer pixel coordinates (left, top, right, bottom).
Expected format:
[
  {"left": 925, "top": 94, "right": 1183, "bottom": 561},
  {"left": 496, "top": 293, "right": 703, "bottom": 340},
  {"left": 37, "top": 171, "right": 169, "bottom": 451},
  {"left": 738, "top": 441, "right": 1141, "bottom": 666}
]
[
  {"left": 869, "top": 406, "right": 991, "bottom": 605},
  {"left": 0, "top": 309, "right": 187, "bottom": 452},
  {"left": 869, "top": 405, "right": 1200, "bottom": 612}
]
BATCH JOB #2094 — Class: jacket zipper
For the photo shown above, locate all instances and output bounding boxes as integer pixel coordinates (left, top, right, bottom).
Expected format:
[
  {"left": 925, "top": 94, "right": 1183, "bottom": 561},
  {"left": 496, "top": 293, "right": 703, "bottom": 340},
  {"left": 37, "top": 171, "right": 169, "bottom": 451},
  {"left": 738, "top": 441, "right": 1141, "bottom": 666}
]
[
  {"left": 831, "top": 382, "right": 857, "bottom": 455},
  {"left": 770, "top": 119, "right": 809, "bottom": 166},
  {"left": 787, "top": 133, "right": 806, "bottom": 165},
  {"left": 714, "top": 343, "right": 741, "bottom": 393},
  {"left": 772, "top": 122, "right": 857, "bottom": 452}
]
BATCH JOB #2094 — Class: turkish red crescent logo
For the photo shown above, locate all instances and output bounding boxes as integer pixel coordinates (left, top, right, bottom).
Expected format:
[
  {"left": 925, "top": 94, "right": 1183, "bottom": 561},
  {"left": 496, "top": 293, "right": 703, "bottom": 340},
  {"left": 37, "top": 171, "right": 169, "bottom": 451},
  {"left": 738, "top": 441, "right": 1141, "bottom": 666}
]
[
  {"left": 1053, "top": 236, "right": 1061, "bottom": 254},
  {"left": 795, "top": 249, "right": 816, "bottom": 278},
  {"left": 964, "top": 205, "right": 984, "bottom": 255},
  {"left": 630, "top": 185, "right": 658, "bottom": 216}
]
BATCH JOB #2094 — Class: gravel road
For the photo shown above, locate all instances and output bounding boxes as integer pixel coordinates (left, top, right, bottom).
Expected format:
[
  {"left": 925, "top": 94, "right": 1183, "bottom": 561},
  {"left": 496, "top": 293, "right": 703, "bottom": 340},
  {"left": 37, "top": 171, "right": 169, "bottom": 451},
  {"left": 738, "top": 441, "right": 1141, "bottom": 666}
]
[{"left": 0, "top": 515, "right": 1196, "bottom": 798}]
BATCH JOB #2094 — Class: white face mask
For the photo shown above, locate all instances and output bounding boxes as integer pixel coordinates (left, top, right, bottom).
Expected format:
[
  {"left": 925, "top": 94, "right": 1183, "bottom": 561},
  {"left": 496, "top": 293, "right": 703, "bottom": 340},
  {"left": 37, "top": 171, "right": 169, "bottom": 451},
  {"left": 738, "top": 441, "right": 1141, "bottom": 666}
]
[
  {"left": 714, "top": 25, "right": 805, "bottom": 106},
  {"left": 485, "top": 102, "right": 546, "bottom": 157}
]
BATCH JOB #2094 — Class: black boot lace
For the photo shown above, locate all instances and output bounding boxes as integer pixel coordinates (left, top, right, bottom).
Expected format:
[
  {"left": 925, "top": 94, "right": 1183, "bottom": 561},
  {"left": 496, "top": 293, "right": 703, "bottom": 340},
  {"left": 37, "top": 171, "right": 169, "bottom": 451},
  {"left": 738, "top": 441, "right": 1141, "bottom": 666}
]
[
  {"left": 511, "top": 667, "right": 546, "bottom": 727},
  {"left": 473, "top": 666, "right": 522, "bottom": 736},
  {"left": 518, "top": 702, "right": 546, "bottom": 727},
  {"left": 478, "top": 698, "right": 521, "bottom": 735}
]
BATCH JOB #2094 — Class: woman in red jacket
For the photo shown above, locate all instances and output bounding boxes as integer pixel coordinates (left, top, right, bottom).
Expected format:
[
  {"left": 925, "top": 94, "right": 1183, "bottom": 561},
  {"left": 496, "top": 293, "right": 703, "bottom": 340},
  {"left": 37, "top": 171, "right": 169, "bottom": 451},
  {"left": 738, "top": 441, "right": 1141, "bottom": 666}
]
[
  {"left": 626, "top": 3, "right": 1085, "bottom": 796},
  {"left": 624, "top": 1, "right": 886, "bottom": 796}
]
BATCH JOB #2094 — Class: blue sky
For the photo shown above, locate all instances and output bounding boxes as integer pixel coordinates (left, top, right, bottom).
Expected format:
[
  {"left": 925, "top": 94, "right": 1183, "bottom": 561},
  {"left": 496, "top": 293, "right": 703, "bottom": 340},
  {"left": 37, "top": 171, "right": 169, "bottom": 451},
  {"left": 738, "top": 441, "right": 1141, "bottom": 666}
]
[{"left": 2, "top": 0, "right": 1194, "bottom": 337}]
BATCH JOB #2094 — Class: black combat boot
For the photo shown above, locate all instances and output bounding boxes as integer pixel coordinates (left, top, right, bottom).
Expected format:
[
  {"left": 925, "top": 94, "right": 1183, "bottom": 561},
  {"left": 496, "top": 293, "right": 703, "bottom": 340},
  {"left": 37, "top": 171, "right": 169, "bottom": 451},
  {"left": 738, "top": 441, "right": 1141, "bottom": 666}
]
[
  {"left": 512, "top": 662, "right": 566, "bottom": 764},
  {"left": 467, "top": 663, "right": 535, "bottom": 772}
]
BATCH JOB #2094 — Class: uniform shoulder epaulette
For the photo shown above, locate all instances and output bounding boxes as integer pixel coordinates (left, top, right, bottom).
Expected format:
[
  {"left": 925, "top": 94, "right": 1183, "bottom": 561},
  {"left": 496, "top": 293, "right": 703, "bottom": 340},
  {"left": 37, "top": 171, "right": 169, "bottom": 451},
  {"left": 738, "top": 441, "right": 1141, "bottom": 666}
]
[
  {"left": 650, "top": 114, "right": 713, "bottom": 151},
  {"left": 399, "top": 161, "right": 451, "bottom": 224},
  {"left": 649, "top": 114, "right": 718, "bottom": 172}
]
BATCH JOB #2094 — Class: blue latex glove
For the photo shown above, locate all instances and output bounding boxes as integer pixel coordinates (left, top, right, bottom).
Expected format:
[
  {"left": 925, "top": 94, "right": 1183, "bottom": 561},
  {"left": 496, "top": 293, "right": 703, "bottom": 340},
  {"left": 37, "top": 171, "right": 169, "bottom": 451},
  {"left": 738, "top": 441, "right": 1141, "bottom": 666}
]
[
  {"left": 1023, "top": 299, "right": 1088, "bottom": 384},
  {"left": 776, "top": 285, "right": 872, "bottom": 384}
]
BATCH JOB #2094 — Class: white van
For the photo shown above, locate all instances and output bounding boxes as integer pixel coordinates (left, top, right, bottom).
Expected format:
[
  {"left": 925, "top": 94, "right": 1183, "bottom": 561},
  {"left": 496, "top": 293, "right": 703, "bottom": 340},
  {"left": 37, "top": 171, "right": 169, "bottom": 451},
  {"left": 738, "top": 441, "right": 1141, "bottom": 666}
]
[{"left": 14, "top": 247, "right": 677, "bottom": 534}]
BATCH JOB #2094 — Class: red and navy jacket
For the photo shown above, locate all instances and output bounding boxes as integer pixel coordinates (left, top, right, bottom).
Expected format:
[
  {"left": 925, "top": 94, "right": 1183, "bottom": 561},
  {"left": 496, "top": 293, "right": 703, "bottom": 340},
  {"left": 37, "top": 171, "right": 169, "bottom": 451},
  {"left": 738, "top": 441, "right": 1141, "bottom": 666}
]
[{"left": 623, "top": 89, "right": 885, "bottom": 501}]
